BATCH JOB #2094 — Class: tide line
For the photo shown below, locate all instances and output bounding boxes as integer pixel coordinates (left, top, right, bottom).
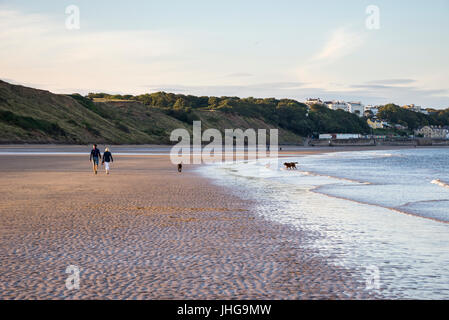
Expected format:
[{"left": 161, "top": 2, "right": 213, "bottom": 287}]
[{"left": 310, "top": 185, "right": 449, "bottom": 225}]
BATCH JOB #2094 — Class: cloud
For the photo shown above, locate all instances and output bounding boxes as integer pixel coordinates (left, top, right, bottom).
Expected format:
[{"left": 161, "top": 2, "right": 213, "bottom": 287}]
[
  {"left": 141, "top": 82, "right": 307, "bottom": 96},
  {"left": 352, "top": 84, "right": 400, "bottom": 90},
  {"left": 348, "top": 83, "right": 449, "bottom": 107},
  {"left": 295, "top": 26, "right": 366, "bottom": 93},
  {"left": 1, "top": 7, "right": 447, "bottom": 109},
  {"left": 311, "top": 27, "right": 364, "bottom": 64},
  {"left": 223, "top": 73, "right": 254, "bottom": 78},
  {"left": 293, "top": 26, "right": 448, "bottom": 108},
  {"left": 365, "top": 79, "right": 416, "bottom": 85},
  {"left": 0, "top": 6, "right": 191, "bottom": 93},
  {"left": 135, "top": 81, "right": 449, "bottom": 109},
  {"left": 0, "top": 77, "right": 50, "bottom": 89},
  {"left": 351, "top": 83, "right": 448, "bottom": 95}
]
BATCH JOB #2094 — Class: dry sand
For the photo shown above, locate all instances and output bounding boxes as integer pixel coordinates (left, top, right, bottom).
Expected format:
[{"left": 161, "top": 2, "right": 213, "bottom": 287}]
[{"left": 0, "top": 149, "right": 384, "bottom": 299}]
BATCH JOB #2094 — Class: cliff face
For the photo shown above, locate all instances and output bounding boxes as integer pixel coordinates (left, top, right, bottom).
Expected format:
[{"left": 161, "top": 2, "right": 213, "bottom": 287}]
[{"left": 0, "top": 80, "right": 302, "bottom": 144}]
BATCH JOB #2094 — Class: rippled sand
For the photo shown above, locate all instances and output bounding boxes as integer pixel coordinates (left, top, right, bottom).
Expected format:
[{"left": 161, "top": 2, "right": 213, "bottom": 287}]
[{"left": 0, "top": 154, "right": 377, "bottom": 299}]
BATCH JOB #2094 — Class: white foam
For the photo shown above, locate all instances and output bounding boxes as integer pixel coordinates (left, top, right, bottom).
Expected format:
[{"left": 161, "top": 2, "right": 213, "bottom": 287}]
[{"left": 431, "top": 179, "right": 449, "bottom": 189}]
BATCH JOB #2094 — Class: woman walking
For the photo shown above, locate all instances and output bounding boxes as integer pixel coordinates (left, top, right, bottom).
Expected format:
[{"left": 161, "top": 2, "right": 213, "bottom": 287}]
[{"left": 102, "top": 147, "right": 114, "bottom": 174}]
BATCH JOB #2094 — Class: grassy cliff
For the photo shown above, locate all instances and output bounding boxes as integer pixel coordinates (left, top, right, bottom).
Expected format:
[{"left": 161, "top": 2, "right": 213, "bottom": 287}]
[{"left": 0, "top": 80, "right": 304, "bottom": 144}]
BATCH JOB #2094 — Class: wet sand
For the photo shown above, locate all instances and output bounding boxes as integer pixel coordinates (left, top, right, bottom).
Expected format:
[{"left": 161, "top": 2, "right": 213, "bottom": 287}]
[{"left": 0, "top": 149, "right": 385, "bottom": 299}]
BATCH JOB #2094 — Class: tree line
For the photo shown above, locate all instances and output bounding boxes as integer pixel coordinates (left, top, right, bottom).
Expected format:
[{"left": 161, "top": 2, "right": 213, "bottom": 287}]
[
  {"left": 86, "top": 92, "right": 449, "bottom": 135},
  {"left": 376, "top": 104, "right": 449, "bottom": 130},
  {"left": 87, "top": 92, "right": 370, "bottom": 136}
]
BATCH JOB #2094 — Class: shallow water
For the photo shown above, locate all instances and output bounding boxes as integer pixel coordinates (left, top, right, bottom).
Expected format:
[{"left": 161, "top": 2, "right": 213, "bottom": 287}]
[{"left": 199, "top": 148, "right": 449, "bottom": 299}]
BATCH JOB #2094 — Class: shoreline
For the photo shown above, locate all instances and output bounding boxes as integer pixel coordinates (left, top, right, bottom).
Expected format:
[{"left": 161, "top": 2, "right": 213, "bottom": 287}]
[
  {"left": 199, "top": 147, "right": 449, "bottom": 299},
  {"left": 1, "top": 143, "right": 447, "bottom": 150},
  {"left": 0, "top": 143, "right": 440, "bottom": 158},
  {"left": 0, "top": 148, "right": 384, "bottom": 299}
]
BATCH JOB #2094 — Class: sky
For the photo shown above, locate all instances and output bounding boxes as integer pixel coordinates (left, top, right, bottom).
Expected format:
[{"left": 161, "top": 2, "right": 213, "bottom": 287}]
[{"left": 1, "top": 0, "right": 448, "bottom": 108}]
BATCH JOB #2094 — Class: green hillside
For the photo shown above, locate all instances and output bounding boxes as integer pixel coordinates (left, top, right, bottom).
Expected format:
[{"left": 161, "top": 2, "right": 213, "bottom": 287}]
[
  {"left": 0, "top": 80, "right": 374, "bottom": 144},
  {"left": 0, "top": 80, "right": 304, "bottom": 144}
]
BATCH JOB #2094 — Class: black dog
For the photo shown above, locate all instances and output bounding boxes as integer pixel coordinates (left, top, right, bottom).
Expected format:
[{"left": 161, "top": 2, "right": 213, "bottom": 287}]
[
  {"left": 177, "top": 163, "right": 182, "bottom": 172},
  {"left": 283, "top": 162, "right": 298, "bottom": 170}
]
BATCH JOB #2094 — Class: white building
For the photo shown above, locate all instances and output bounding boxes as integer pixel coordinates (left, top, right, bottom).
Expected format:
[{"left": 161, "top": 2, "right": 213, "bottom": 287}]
[
  {"left": 304, "top": 98, "right": 325, "bottom": 107},
  {"left": 414, "top": 126, "right": 449, "bottom": 139},
  {"left": 319, "top": 133, "right": 362, "bottom": 140},
  {"left": 347, "top": 102, "right": 364, "bottom": 117},
  {"left": 326, "top": 100, "right": 364, "bottom": 116},
  {"left": 327, "top": 100, "right": 349, "bottom": 112},
  {"left": 364, "top": 105, "right": 379, "bottom": 116},
  {"left": 402, "top": 104, "right": 429, "bottom": 115}
]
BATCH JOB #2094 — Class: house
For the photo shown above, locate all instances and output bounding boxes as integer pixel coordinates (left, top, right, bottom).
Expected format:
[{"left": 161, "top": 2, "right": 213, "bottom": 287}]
[
  {"left": 394, "top": 124, "right": 408, "bottom": 130},
  {"left": 327, "top": 100, "right": 349, "bottom": 112},
  {"left": 402, "top": 104, "right": 428, "bottom": 114},
  {"left": 305, "top": 98, "right": 325, "bottom": 107},
  {"left": 347, "top": 102, "right": 364, "bottom": 117},
  {"left": 364, "top": 105, "right": 379, "bottom": 116},
  {"left": 326, "top": 100, "right": 364, "bottom": 116},
  {"left": 367, "top": 118, "right": 388, "bottom": 129},
  {"left": 414, "top": 126, "right": 449, "bottom": 139},
  {"left": 319, "top": 133, "right": 362, "bottom": 140}
]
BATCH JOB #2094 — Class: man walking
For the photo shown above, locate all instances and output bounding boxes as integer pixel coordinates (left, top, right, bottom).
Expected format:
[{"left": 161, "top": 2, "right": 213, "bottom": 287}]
[{"left": 89, "top": 144, "right": 102, "bottom": 174}]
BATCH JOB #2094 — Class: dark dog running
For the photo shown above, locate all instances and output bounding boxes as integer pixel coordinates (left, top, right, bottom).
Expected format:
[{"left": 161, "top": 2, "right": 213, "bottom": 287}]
[
  {"left": 177, "top": 163, "right": 183, "bottom": 172},
  {"left": 284, "top": 162, "right": 298, "bottom": 170}
]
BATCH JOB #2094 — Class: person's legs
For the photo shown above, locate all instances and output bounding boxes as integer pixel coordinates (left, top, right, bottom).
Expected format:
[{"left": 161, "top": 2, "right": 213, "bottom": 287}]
[
  {"left": 104, "top": 161, "right": 110, "bottom": 174},
  {"left": 92, "top": 157, "right": 99, "bottom": 174}
]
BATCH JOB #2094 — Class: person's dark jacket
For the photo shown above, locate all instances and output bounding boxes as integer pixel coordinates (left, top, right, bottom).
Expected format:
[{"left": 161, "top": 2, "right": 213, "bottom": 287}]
[
  {"left": 90, "top": 148, "right": 101, "bottom": 161},
  {"left": 103, "top": 151, "right": 113, "bottom": 163}
]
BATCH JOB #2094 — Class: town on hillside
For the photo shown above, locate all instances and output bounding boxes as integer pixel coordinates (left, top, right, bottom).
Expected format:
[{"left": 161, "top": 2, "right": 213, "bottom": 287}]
[{"left": 304, "top": 98, "right": 449, "bottom": 141}]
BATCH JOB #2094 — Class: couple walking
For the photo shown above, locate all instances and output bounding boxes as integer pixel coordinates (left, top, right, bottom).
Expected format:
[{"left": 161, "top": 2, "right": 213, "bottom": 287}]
[{"left": 89, "top": 144, "right": 114, "bottom": 175}]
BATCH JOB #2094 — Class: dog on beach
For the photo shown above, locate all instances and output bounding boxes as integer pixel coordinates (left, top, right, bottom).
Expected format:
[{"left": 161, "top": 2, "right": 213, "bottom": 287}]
[
  {"left": 177, "top": 163, "right": 182, "bottom": 172},
  {"left": 283, "top": 162, "right": 298, "bottom": 170}
]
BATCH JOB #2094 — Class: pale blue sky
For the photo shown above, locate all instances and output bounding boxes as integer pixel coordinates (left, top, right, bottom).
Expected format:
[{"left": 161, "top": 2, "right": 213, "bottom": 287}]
[{"left": 1, "top": 0, "right": 448, "bottom": 108}]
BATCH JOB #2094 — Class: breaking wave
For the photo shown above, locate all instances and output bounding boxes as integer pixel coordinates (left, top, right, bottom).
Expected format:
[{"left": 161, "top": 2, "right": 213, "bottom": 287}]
[{"left": 431, "top": 179, "right": 449, "bottom": 189}]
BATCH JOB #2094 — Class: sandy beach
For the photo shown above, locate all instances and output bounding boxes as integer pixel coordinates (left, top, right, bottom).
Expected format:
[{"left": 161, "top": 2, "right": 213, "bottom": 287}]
[{"left": 0, "top": 146, "right": 400, "bottom": 299}]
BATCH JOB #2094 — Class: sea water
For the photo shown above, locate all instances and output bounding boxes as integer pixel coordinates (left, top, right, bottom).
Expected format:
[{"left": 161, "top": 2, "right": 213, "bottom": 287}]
[{"left": 200, "top": 147, "right": 449, "bottom": 299}]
